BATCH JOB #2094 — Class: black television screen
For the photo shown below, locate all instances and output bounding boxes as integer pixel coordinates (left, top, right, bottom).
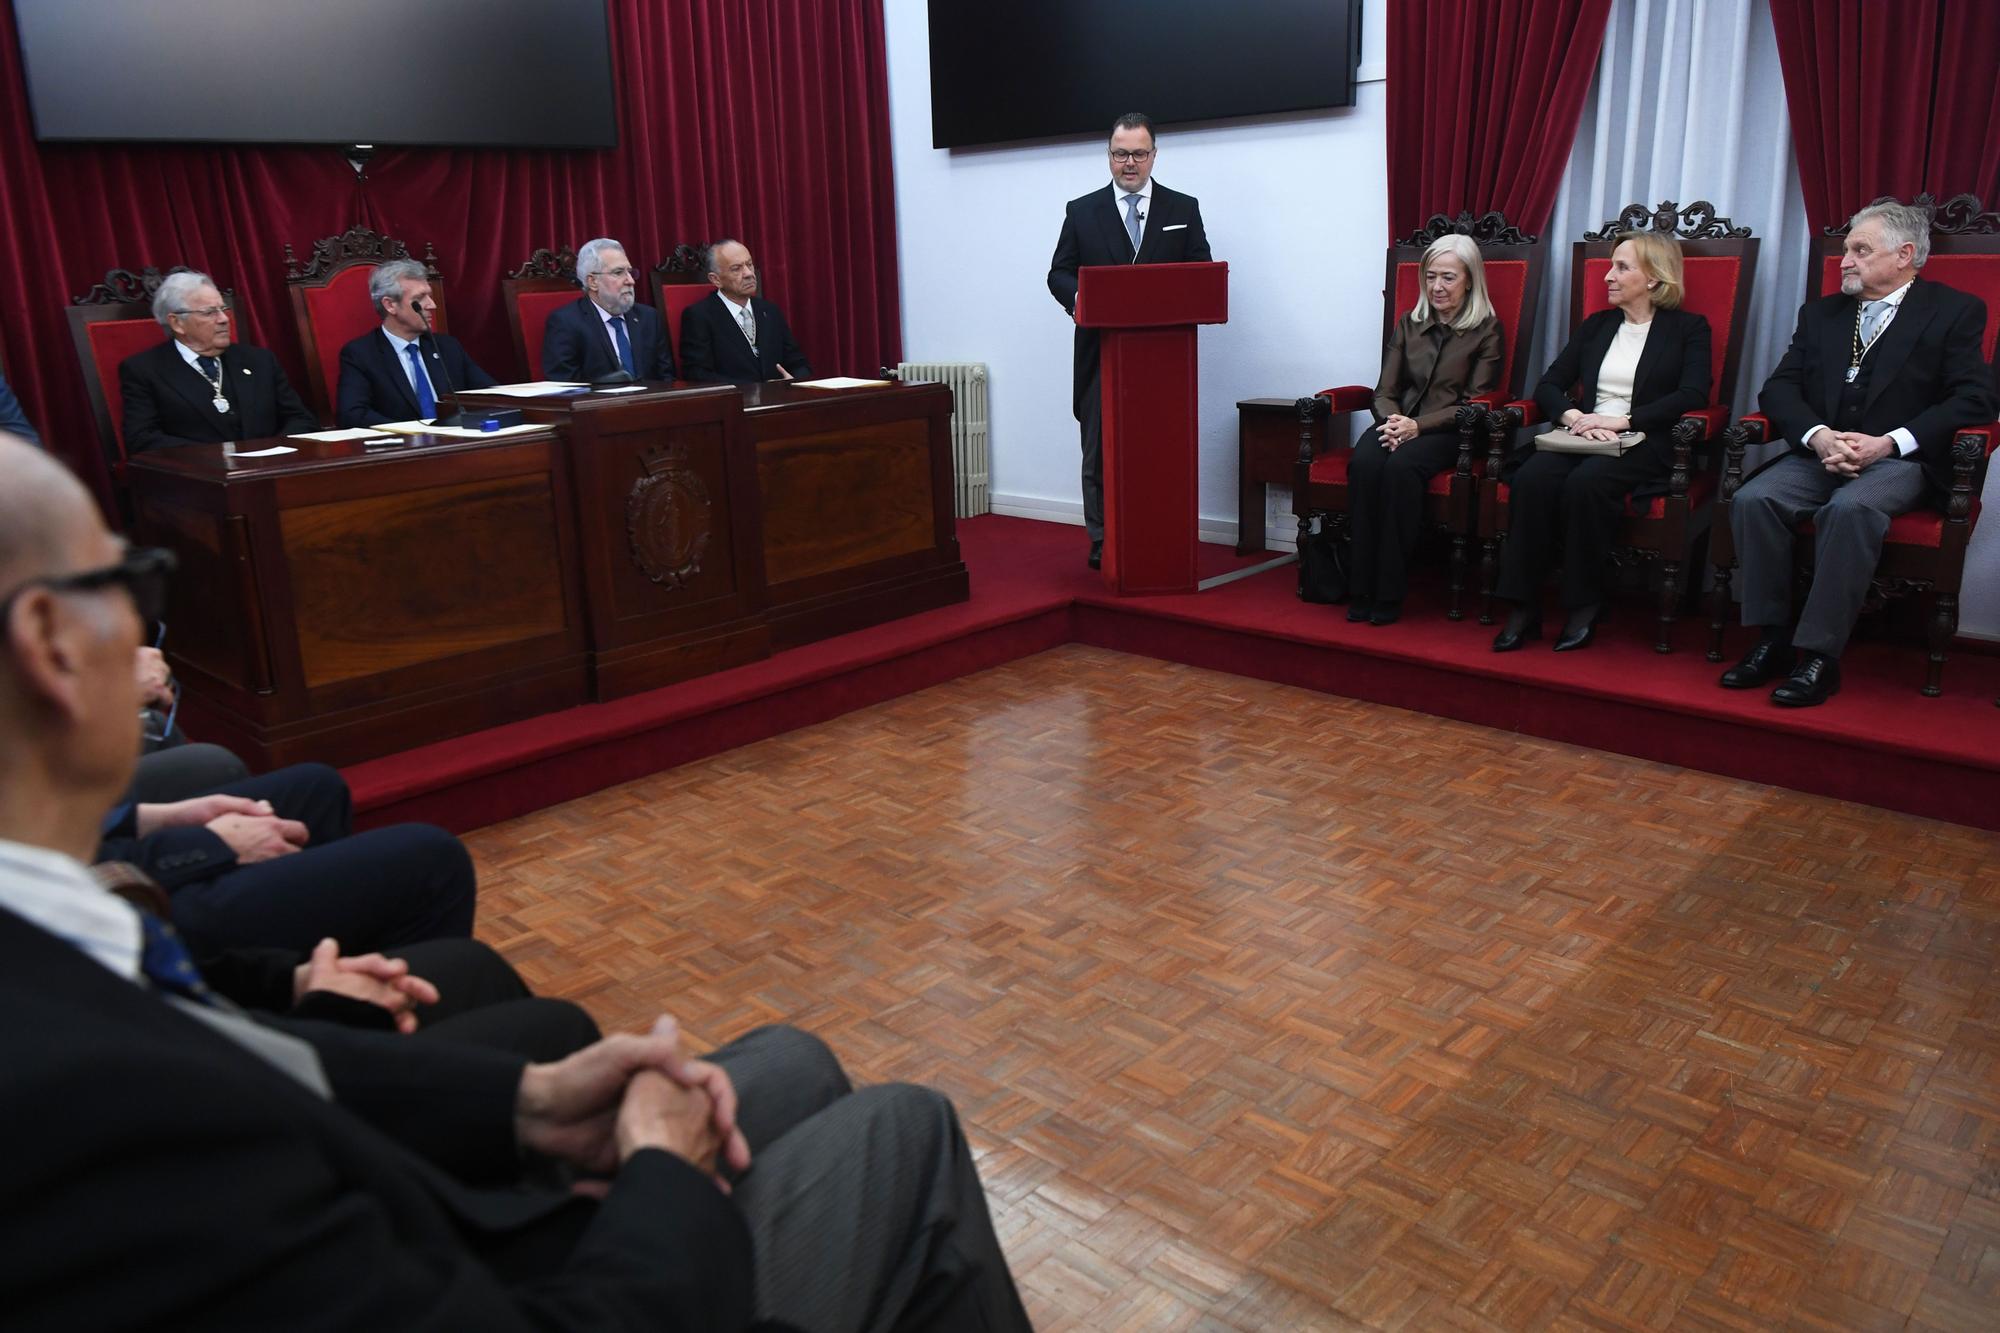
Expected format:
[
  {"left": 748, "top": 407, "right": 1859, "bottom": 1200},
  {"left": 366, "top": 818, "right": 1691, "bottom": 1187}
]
[
  {"left": 13, "top": 0, "right": 617, "bottom": 149},
  {"left": 928, "top": 0, "right": 1361, "bottom": 149}
]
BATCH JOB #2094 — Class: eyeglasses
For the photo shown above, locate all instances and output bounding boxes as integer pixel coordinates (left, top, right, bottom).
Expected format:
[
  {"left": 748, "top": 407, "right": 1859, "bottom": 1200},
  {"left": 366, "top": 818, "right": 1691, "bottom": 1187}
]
[
  {"left": 1109, "top": 149, "right": 1153, "bottom": 164},
  {"left": 176, "top": 305, "right": 232, "bottom": 320},
  {"left": 0, "top": 546, "right": 178, "bottom": 626},
  {"left": 597, "top": 266, "right": 635, "bottom": 279}
]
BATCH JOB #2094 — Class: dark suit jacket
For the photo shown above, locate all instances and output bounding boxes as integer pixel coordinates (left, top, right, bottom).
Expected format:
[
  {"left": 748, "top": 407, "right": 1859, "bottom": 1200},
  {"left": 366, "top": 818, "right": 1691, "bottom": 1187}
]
[
  {"left": 120, "top": 339, "right": 318, "bottom": 454},
  {"left": 541, "top": 297, "right": 675, "bottom": 383},
  {"left": 679, "top": 293, "right": 812, "bottom": 385},
  {"left": 1533, "top": 304, "right": 1712, "bottom": 434},
  {"left": 0, "top": 902, "right": 755, "bottom": 1331},
  {"left": 1374, "top": 314, "right": 1505, "bottom": 433},
  {"left": 1047, "top": 181, "right": 1213, "bottom": 417},
  {"left": 337, "top": 327, "right": 498, "bottom": 427},
  {"left": 0, "top": 369, "right": 38, "bottom": 445},
  {"left": 1759, "top": 278, "right": 1995, "bottom": 494}
]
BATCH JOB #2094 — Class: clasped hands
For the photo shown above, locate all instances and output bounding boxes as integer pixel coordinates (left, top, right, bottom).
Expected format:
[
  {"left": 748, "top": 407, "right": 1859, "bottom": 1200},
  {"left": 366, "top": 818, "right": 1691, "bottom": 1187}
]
[
  {"left": 1561, "top": 410, "right": 1630, "bottom": 443},
  {"left": 516, "top": 1016, "right": 751, "bottom": 1193},
  {"left": 133, "top": 793, "right": 309, "bottom": 864},
  {"left": 1379, "top": 414, "right": 1420, "bottom": 450},
  {"left": 1810, "top": 428, "right": 1894, "bottom": 477}
]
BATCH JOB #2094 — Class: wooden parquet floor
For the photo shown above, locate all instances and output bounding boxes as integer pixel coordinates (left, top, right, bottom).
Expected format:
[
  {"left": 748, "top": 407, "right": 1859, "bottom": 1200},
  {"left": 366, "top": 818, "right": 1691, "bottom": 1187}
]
[{"left": 466, "top": 644, "right": 2000, "bottom": 1332}]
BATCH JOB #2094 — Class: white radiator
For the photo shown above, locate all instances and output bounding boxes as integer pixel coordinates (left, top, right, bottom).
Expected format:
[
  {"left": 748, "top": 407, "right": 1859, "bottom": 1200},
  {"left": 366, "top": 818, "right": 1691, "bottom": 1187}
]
[{"left": 894, "top": 361, "right": 989, "bottom": 517}]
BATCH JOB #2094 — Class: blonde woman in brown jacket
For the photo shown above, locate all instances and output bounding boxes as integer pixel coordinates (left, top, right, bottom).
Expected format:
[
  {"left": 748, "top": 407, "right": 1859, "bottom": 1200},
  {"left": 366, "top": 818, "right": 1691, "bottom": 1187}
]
[{"left": 1345, "top": 233, "right": 1504, "bottom": 624}]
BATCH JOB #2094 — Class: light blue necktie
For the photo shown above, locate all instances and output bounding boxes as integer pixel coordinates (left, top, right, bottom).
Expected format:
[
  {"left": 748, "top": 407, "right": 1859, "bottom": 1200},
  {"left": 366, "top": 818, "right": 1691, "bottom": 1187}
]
[
  {"left": 1123, "top": 193, "right": 1143, "bottom": 255},
  {"left": 404, "top": 342, "right": 437, "bottom": 417},
  {"left": 1860, "top": 299, "right": 1888, "bottom": 348},
  {"left": 610, "top": 315, "right": 636, "bottom": 376}
]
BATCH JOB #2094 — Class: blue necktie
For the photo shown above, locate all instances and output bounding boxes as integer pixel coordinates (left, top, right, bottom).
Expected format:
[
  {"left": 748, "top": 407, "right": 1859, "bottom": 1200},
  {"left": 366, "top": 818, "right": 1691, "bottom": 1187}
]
[
  {"left": 1123, "top": 193, "right": 1143, "bottom": 255},
  {"left": 404, "top": 342, "right": 437, "bottom": 417},
  {"left": 138, "top": 911, "right": 216, "bottom": 1007},
  {"left": 1860, "top": 299, "right": 1888, "bottom": 348},
  {"left": 196, "top": 355, "right": 220, "bottom": 381},
  {"left": 610, "top": 316, "right": 636, "bottom": 376}
]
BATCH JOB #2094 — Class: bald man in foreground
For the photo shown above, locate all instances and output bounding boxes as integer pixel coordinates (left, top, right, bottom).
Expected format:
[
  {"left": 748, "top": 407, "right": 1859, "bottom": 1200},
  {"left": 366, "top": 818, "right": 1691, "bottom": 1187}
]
[{"left": 0, "top": 435, "right": 1032, "bottom": 1330}]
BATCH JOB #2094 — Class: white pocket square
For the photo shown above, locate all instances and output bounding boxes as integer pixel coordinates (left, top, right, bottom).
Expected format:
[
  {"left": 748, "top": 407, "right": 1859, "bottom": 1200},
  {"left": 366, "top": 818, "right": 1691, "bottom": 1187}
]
[{"left": 1162, "top": 224, "right": 1187, "bottom": 232}]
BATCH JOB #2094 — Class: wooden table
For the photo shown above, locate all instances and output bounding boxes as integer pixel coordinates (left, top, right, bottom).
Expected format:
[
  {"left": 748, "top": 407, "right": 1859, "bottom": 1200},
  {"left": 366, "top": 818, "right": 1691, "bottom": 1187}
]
[{"left": 129, "top": 379, "right": 967, "bottom": 768}]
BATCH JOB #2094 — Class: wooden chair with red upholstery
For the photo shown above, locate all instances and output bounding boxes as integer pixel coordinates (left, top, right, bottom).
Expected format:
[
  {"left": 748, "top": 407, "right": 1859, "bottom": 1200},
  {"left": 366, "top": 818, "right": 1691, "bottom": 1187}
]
[
  {"left": 67, "top": 265, "right": 236, "bottom": 485},
  {"left": 501, "top": 246, "right": 581, "bottom": 379},
  {"left": 1707, "top": 192, "right": 2000, "bottom": 696},
  {"left": 650, "top": 243, "right": 714, "bottom": 374},
  {"left": 284, "top": 225, "right": 443, "bottom": 424},
  {"left": 1289, "top": 210, "right": 1543, "bottom": 619},
  {"left": 1482, "top": 201, "right": 1759, "bottom": 652}
]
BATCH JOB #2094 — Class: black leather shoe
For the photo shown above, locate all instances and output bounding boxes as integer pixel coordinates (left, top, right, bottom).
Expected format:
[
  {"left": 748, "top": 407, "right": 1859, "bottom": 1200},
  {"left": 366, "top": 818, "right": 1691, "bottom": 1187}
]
[
  {"left": 1553, "top": 604, "right": 1600, "bottom": 652},
  {"left": 1771, "top": 653, "right": 1840, "bottom": 707},
  {"left": 1346, "top": 602, "right": 1373, "bottom": 623},
  {"left": 1088, "top": 541, "right": 1102, "bottom": 570},
  {"left": 1719, "top": 638, "right": 1795, "bottom": 689},
  {"left": 1491, "top": 609, "right": 1542, "bottom": 653},
  {"left": 1369, "top": 602, "right": 1402, "bottom": 627}
]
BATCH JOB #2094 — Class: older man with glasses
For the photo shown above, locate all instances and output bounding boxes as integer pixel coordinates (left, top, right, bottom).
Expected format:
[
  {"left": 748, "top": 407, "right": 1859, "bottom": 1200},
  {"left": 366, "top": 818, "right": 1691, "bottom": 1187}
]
[
  {"left": 119, "top": 270, "right": 317, "bottom": 454},
  {"left": 1048, "top": 111, "right": 1213, "bottom": 569}
]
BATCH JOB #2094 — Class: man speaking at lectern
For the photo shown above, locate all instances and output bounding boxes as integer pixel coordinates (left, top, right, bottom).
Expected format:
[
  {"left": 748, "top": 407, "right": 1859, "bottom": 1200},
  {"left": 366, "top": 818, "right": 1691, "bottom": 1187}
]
[{"left": 1048, "top": 112, "right": 1211, "bottom": 569}]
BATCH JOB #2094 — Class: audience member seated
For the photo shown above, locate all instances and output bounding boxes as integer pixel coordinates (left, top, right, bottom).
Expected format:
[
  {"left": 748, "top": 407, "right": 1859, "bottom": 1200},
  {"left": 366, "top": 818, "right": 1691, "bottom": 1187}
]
[
  {"left": 1492, "top": 232, "right": 1712, "bottom": 652},
  {"left": 97, "top": 760, "right": 478, "bottom": 958},
  {"left": 0, "top": 368, "right": 38, "bottom": 446},
  {"left": 1345, "top": 233, "right": 1504, "bottom": 626},
  {"left": 1720, "top": 200, "right": 1997, "bottom": 707},
  {"left": 541, "top": 237, "right": 676, "bottom": 383},
  {"left": 122, "top": 643, "right": 253, "bottom": 802},
  {"left": 93, "top": 859, "right": 595, "bottom": 1057},
  {"left": 336, "top": 258, "right": 497, "bottom": 426},
  {"left": 0, "top": 433, "right": 1033, "bottom": 1331},
  {"left": 679, "top": 239, "right": 814, "bottom": 385},
  {"left": 118, "top": 271, "right": 317, "bottom": 454}
]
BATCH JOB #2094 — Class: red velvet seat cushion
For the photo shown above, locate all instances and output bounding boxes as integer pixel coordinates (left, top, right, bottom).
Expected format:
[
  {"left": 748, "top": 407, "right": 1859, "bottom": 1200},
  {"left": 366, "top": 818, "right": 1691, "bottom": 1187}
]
[
  {"left": 1621, "top": 467, "right": 1717, "bottom": 518},
  {"left": 1798, "top": 498, "right": 1982, "bottom": 550}
]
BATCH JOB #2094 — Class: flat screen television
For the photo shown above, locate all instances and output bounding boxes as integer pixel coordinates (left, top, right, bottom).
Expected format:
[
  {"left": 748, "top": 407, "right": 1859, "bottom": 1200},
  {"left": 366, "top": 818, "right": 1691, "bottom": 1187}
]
[
  {"left": 12, "top": 0, "right": 618, "bottom": 149},
  {"left": 928, "top": 0, "right": 1362, "bottom": 149}
]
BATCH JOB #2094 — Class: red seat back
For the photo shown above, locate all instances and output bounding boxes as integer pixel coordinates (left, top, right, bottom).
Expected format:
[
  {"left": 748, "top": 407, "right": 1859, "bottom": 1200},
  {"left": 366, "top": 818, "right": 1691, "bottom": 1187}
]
[
  {"left": 1382, "top": 214, "right": 1544, "bottom": 400},
  {"left": 651, "top": 244, "right": 716, "bottom": 370},
  {"left": 1576, "top": 249, "right": 1755, "bottom": 406},
  {"left": 286, "top": 227, "right": 445, "bottom": 423}
]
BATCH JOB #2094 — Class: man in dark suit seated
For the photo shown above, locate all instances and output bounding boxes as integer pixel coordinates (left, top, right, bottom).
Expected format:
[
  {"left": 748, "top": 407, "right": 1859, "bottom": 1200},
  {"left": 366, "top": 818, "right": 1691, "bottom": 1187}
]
[
  {"left": 335, "top": 258, "right": 497, "bottom": 426},
  {"left": 96, "top": 759, "right": 479, "bottom": 958},
  {"left": 1721, "top": 200, "right": 1997, "bottom": 706},
  {"left": 119, "top": 270, "right": 318, "bottom": 453},
  {"left": 1049, "top": 111, "right": 1213, "bottom": 569},
  {"left": 680, "top": 240, "right": 813, "bottom": 385},
  {"left": 540, "top": 237, "right": 676, "bottom": 383},
  {"left": 0, "top": 367, "right": 38, "bottom": 445},
  {"left": 0, "top": 432, "right": 1033, "bottom": 1332}
]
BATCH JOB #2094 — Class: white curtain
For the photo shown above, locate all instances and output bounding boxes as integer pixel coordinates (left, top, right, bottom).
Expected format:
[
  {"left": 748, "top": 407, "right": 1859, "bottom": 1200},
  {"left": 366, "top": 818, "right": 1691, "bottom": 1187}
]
[{"left": 1530, "top": 0, "right": 1810, "bottom": 420}]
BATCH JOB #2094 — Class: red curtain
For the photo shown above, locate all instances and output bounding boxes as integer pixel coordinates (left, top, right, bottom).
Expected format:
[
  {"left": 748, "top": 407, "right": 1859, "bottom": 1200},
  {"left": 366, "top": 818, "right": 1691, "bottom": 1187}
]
[
  {"left": 1769, "top": 0, "right": 2000, "bottom": 231},
  {"left": 0, "top": 0, "right": 901, "bottom": 504},
  {"left": 1386, "top": 0, "right": 1614, "bottom": 241}
]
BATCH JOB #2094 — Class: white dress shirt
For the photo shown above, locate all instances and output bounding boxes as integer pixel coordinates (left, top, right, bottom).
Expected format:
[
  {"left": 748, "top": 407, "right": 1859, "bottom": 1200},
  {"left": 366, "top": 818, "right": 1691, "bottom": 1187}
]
[
  {"left": 0, "top": 836, "right": 142, "bottom": 982},
  {"left": 1116, "top": 178, "right": 1154, "bottom": 254},
  {"left": 717, "top": 290, "right": 756, "bottom": 344}
]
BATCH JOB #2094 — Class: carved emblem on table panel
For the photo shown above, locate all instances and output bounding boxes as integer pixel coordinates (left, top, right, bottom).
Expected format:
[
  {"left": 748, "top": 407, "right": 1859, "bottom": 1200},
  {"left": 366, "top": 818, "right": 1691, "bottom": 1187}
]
[{"left": 625, "top": 443, "right": 711, "bottom": 589}]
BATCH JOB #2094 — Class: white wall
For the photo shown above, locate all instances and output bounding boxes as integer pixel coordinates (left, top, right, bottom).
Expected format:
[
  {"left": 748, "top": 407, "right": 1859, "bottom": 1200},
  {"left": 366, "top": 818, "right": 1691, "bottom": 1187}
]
[{"left": 884, "top": 0, "right": 1388, "bottom": 549}]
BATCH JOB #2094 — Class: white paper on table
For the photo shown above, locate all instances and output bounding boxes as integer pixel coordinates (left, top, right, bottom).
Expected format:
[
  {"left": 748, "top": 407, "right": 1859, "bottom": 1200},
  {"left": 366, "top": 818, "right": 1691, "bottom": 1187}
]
[
  {"left": 230, "top": 444, "right": 299, "bottom": 456},
  {"left": 791, "top": 376, "right": 893, "bottom": 389},
  {"left": 593, "top": 384, "right": 649, "bottom": 394},
  {"left": 466, "top": 381, "right": 589, "bottom": 397},
  {"left": 290, "top": 428, "right": 395, "bottom": 442}
]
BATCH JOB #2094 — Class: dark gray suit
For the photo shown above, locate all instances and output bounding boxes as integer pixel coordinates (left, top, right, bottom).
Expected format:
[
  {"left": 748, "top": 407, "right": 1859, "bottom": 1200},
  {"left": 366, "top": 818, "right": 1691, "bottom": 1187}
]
[
  {"left": 1733, "top": 278, "right": 1995, "bottom": 656},
  {"left": 1048, "top": 181, "right": 1212, "bottom": 541}
]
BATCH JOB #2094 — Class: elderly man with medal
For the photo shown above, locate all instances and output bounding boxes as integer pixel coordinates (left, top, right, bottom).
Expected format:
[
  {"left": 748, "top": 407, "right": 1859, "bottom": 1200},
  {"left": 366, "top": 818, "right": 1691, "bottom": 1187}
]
[
  {"left": 1719, "top": 200, "right": 1996, "bottom": 707},
  {"left": 118, "top": 270, "right": 318, "bottom": 455}
]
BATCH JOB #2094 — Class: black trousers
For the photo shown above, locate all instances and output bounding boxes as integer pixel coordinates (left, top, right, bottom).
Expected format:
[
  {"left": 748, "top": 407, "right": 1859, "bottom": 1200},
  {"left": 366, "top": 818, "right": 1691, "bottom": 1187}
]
[
  {"left": 392, "top": 938, "right": 600, "bottom": 1063},
  {"left": 1346, "top": 426, "right": 1460, "bottom": 605},
  {"left": 1078, "top": 362, "right": 1104, "bottom": 542},
  {"left": 169, "top": 763, "right": 478, "bottom": 958},
  {"left": 1496, "top": 436, "right": 1671, "bottom": 610},
  {"left": 123, "top": 742, "right": 252, "bottom": 804}
]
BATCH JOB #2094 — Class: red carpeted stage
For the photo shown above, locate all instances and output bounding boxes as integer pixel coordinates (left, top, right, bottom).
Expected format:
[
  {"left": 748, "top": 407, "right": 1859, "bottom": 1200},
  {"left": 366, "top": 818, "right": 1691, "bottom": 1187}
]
[{"left": 349, "top": 514, "right": 2000, "bottom": 835}]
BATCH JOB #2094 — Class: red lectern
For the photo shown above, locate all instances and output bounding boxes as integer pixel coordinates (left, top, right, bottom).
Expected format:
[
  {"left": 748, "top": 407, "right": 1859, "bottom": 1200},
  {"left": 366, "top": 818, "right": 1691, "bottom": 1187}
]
[{"left": 1077, "top": 260, "right": 1229, "bottom": 595}]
